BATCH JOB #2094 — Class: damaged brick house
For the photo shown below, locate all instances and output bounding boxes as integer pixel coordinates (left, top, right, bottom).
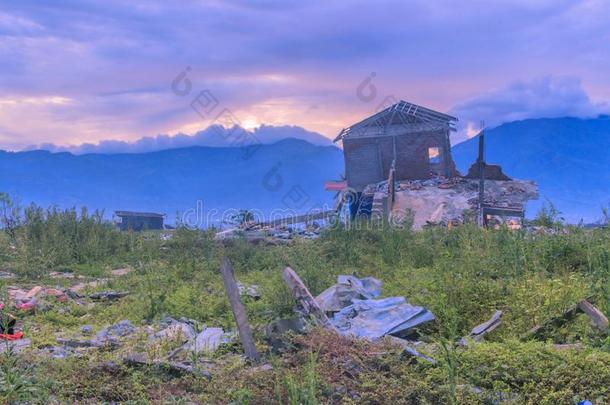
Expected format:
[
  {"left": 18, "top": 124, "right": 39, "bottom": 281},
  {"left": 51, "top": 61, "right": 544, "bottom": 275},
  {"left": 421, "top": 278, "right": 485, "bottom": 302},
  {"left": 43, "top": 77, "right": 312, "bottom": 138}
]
[
  {"left": 334, "top": 100, "right": 458, "bottom": 190},
  {"left": 332, "top": 100, "right": 538, "bottom": 227}
]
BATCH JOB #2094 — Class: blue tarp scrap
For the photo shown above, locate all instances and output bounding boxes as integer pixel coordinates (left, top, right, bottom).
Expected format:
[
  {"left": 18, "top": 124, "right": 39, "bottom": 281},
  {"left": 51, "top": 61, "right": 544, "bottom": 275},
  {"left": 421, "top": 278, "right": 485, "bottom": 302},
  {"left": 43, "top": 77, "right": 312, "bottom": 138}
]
[{"left": 331, "top": 297, "right": 435, "bottom": 340}]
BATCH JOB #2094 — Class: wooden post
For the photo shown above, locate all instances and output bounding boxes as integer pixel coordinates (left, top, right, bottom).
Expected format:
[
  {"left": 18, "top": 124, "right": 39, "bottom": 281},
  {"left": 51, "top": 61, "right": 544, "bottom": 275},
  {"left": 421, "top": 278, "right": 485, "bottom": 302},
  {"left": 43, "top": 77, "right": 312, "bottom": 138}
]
[
  {"left": 219, "top": 257, "right": 260, "bottom": 362},
  {"left": 477, "top": 128, "right": 486, "bottom": 227},
  {"left": 282, "top": 267, "right": 334, "bottom": 329}
]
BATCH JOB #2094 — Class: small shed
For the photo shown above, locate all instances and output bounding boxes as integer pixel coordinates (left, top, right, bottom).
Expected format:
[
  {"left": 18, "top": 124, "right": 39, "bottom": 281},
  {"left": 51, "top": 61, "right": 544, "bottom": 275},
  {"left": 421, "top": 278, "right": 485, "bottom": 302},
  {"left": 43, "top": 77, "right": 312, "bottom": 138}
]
[
  {"left": 114, "top": 211, "right": 165, "bottom": 231},
  {"left": 334, "top": 101, "right": 459, "bottom": 191}
]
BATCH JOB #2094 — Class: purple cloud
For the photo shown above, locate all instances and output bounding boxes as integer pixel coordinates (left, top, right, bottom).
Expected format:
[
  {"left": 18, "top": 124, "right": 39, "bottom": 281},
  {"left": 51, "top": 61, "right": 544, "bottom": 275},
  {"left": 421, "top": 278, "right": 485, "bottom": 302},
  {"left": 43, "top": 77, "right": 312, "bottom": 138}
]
[
  {"left": 451, "top": 76, "right": 610, "bottom": 142},
  {"left": 0, "top": 0, "right": 609, "bottom": 149}
]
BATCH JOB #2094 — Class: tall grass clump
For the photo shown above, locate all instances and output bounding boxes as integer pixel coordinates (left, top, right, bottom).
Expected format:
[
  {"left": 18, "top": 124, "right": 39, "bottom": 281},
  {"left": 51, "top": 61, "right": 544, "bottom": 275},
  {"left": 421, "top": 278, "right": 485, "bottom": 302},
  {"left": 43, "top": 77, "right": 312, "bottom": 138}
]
[{"left": 0, "top": 194, "right": 137, "bottom": 277}]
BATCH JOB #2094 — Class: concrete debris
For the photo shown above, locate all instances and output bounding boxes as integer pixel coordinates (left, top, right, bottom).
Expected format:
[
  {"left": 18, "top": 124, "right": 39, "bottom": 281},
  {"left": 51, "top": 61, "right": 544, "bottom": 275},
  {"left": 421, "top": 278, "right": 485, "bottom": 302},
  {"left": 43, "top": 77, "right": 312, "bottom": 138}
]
[
  {"left": 0, "top": 338, "right": 31, "bottom": 354},
  {"left": 0, "top": 271, "right": 16, "bottom": 279},
  {"left": 154, "top": 317, "right": 197, "bottom": 341},
  {"left": 50, "top": 320, "right": 137, "bottom": 358},
  {"left": 49, "top": 271, "right": 78, "bottom": 279},
  {"left": 183, "top": 327, "right": 229, "bottom": 353},
  {"left": 332, "top": 297, "right": 435, "bottom": 340},
  {"left": 237, "top": 282, "right": 261, "bottom": 300},
  {"left": 89, "top": 291, "right": 130, "bottom": 301},
  {"left": 315, "top": 275, "right": 382, "bottom": 312},
  {"left": 216, "top": 223, "right": 323, "bottom": 245},
  {"left": 69, "top": 279, "right": 108, "bottom": 293},
  {"left": 111, "top": 267, "right": 131, "bottom": 277},
  {"left": 364, "top": 175, "right": 538, "bottom": 230}
]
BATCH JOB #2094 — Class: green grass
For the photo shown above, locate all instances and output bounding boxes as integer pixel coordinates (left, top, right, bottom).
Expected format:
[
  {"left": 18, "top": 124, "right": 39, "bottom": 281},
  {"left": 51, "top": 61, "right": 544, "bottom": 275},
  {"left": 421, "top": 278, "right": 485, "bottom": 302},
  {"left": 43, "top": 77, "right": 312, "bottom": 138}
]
[{"left": 0, "top": 200, "right": 609, "bottom": 403}]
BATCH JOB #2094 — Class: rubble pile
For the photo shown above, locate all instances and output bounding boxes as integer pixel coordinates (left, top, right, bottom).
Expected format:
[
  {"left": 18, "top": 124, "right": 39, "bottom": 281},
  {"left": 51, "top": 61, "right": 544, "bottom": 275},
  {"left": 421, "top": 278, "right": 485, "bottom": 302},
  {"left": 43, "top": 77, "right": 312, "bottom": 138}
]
[
  {"left": 374, "top": 175, "right": 540, "bottom": 229},
  {"left": 215, "top": 222, "right": 324, "bottom": 244}
]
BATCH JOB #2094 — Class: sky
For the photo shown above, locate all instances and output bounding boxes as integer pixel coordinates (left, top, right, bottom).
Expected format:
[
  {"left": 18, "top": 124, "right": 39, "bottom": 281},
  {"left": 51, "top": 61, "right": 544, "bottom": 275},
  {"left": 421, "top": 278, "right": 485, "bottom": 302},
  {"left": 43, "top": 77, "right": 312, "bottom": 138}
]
[{"left": 1, "top": 0, "right": 610, "bottom": 151}]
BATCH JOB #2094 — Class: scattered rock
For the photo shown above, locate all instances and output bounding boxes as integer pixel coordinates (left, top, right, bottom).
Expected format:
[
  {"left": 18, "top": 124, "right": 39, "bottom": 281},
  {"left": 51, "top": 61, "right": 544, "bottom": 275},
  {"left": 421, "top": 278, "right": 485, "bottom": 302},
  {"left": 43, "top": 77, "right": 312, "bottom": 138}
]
[
  {"left": 0, "top": 338, "right": 31, "bottom": 353},
  {"left": 237, "top": 282, "right": 261, "bottom": 300},
  {"left": 69, "top": 279, "right": 107, "bottom": 293},
  {"left": 49, "top": 271, "right": 75, "bottom": 279},
  {"left": 25, "top": 286, "right": 44, "bottom": 299},
  {"left": 111, "top": 268, "right": 131, "bottom": 277},
  {"left": 154, "top": 318, "right": 197, "bottom": 341},
  {"left": 184, "top": 327, "right": 227, "bottom": 353},
  {"left": 0, "top": 271, "right": 16, "bottom": 279}
]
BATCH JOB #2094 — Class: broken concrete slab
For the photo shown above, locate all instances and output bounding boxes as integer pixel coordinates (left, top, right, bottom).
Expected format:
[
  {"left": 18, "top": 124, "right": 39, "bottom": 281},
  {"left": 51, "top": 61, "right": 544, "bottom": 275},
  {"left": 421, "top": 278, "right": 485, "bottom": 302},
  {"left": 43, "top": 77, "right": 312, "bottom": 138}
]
[
  {"left": 0, "top": 338, "right": 31, "bottom": 354},
  {"left": 183, "top": 327, "right": 228, "bottom": 353},
  {"left": 154, "top": 318, "right": 197, "bottom": 341},
  {"left": 388, "top": 177, "right": 538, "bottom": 229}
]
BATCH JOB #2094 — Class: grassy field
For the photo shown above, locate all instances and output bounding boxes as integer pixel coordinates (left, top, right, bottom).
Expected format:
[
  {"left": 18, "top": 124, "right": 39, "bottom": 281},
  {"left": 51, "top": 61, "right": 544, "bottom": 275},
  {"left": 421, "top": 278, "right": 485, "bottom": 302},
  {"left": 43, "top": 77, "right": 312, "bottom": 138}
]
[{"left": 0, "top": 199, "right": 609, "bottom": 404}]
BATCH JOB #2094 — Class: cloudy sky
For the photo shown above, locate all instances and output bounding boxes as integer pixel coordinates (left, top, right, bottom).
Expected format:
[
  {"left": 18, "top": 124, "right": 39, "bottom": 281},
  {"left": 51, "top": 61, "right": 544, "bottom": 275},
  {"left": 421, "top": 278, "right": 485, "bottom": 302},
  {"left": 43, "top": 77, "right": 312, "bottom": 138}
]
[{"left": 1, "top": 0, "right": 609, "bottom": 151}]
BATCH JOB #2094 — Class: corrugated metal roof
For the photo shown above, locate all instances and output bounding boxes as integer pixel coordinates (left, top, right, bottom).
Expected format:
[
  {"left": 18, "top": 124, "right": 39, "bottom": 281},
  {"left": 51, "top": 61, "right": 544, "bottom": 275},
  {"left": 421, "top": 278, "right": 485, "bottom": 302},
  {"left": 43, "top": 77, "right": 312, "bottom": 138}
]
[
  {"left": 114, "top": 211, "right": 165, "bottom": 218},
  {"left": 334, "top": 100, "right": 457, "bottom": 143}
]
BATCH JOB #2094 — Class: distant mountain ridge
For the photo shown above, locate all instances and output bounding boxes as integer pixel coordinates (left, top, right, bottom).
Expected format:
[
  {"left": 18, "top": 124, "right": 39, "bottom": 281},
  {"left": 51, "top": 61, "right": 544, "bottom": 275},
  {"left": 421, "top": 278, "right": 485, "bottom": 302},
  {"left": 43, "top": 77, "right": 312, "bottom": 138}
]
[
  {"left": 2, "top": 117, "right": 608, "bottom": 224},
  {"left": 26, "top": 124, "right": 333, "bottom": 155},
  {"left": 451, "top": 116, "right": 610, "bottom": 223},
  {"left": 1, "top": 138, "right": 343, "bottom": 225}
]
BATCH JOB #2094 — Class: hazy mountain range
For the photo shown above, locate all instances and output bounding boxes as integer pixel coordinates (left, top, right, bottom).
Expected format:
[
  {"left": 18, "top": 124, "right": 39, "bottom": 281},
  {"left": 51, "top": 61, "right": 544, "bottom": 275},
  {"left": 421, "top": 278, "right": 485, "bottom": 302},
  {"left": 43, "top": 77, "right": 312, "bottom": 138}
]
[
  {"left": 1, "top": 139, "right": 343, "bottom": 226},
  {"left": 25, "top": 125, "right": 333, "bottom": 155},
  {"left": 1, "top": 118, "right": 609, "bottom": 224},
  {"left": 452, "top": 116, "right": 610, "bottom": 223}
]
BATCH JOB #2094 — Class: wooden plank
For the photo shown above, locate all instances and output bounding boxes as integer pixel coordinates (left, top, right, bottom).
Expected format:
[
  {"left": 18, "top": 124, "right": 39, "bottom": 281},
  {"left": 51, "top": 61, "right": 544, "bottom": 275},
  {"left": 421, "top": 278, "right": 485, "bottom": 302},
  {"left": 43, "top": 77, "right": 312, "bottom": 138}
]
[
  {"left": 470, "top": 310, "right": 503, "bottom": 342},
  {"left": 482, "top": 206, "right": 524, "bottom": 217},
  {"left": 521, "top": 296, "right": 599, "bottom": 340},
  {"left": 577, "top": 300, "right": 609, "bottom": 333},
  {"left": 219, "top": 257, "right": 260, "bottom": 362},
  {"left": 282, "top": 267, "right": 334, "bottom": 329}
]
